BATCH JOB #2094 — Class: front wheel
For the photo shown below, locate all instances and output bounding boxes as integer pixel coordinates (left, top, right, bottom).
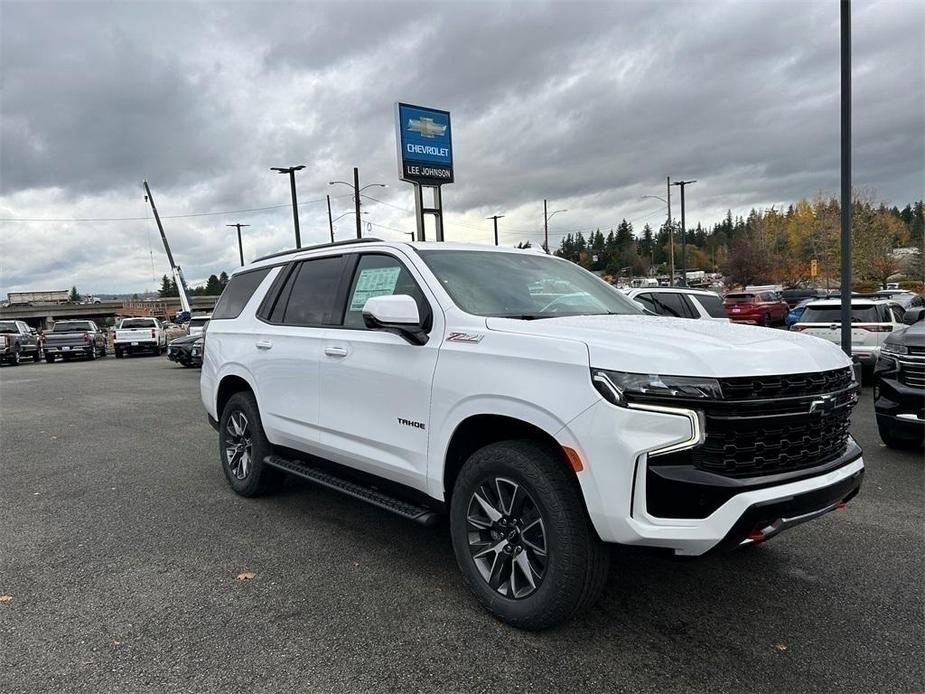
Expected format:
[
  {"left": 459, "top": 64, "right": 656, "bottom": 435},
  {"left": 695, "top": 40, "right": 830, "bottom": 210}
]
[
  {"left": 450, "top": 440, "right": 610, "bottom": 630},
  {"left": 115, "top": 349, "right": 123, "bottom": 359},
  {"left": 9, "top": 350, "right": 21, "bottom": 366},
  {"left": 32, "top": 350, "right": 41, "bottom": 362},
  {"left": 45, "top": 354, "right": 55, "bottom": 364},
  {"left": 218, "top": 392, "right": 281, "bottom": 497}
]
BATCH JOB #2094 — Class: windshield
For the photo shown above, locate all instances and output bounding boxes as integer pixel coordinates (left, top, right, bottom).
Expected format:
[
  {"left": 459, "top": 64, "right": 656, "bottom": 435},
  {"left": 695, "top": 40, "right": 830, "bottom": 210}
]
[
  {"left": 120, "top": 319, "right": 155, "bottom": 329},
  {"left": 53, "top": 321, "right": 92, "bottom": 332},
  {"left": 801, "top": 305, "right": 881, "bottom": 323},
  {"left": 417, "top": 249, "right": 642, "bottom": 318},
  {"left": 0, "top": 322, "right": 18, "bottom": 334}
]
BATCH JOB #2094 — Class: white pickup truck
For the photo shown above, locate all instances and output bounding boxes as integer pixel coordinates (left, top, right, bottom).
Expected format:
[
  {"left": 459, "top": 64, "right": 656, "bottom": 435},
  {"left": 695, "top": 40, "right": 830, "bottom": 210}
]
[{"left": 114, "top": 317, "right": 167, "bottom": 358}]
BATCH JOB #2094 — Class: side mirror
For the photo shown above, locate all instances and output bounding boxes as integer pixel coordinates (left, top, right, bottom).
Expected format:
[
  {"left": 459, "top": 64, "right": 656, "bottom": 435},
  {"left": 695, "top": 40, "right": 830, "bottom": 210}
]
[
  {"left": 363, "top": 295, "right": 428, "bottom": 345},
  {"left": 903, "top": 307, "right": 924, "bottom": 325}
]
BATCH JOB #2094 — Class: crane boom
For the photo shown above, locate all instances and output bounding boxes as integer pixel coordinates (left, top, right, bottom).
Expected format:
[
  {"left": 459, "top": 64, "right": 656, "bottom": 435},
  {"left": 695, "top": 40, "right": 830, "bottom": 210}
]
[{"left": 143, "top": 180, "right": 192, "bottom": 322}]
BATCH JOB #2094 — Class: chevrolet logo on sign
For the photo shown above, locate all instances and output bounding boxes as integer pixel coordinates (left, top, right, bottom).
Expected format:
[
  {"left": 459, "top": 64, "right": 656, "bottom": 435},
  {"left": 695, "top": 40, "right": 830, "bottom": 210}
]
[{"left": 407, "top": 117, "right": 446, "bottom": 138}]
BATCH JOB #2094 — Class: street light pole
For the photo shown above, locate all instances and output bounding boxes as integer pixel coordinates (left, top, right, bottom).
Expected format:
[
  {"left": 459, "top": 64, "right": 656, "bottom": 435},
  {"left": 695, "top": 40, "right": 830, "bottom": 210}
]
[
  {"left": 840, "top": 0, "right": 853, "bottom": 357},
  {"left": 667, "top": 176, "right": 674, "bottom": 284},
  {"left": 226, "top": 223, "right": 250, "bottom": 266},
  {"left": 671, "top": 179, "right": 696, "bottom": 287},
  {"left": 488, "top": 214, "right": 505, "bottom": 246},
  {"left": 543, "top": 201, "right": 567, "bottom": 254},
  {"left": 326, "top": 195, "right": 334, "bottom": 243},
  {"left": 270, "top": 165, "right": 306, "bottom": 248}
]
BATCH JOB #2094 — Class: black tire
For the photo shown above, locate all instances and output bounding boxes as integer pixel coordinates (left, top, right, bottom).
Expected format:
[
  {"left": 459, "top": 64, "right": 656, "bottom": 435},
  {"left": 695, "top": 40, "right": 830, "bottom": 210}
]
[
  {"left": 32, "top": 350, "right": 41, "bottom": 362},
  {"left": 449, "top": 440, "right": 610, "bottom": 630},
  {"left": 100, "top": 345, "right": 107, "bottom": 357},
  {"left": 10, "top": 350, "right": 21, "bottom": 366},
  {"left": 115, "top": 349, "right": 123, "bottom": 359},
  {"left": 45, "top": 354, "right": 55, "bottom": 364},
  {"left": 88, "top": 346, "right": 97, "bottom": 360},
  {"left": 762, "top": 313, "right": 771, "bottom": 327},
  {"left": 878, "top": 420, "right": 923, "bottom": 450},
  {"left": 218, "top": 391, "right": 281, "bottom": 497}
]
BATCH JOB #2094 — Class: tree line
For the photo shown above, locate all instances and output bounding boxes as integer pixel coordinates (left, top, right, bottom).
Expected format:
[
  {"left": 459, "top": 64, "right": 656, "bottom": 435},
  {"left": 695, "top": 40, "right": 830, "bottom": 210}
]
[
  {"left": 554, "top": 196, "right": 924, "bottom": 289},
  {"left": 158, "top": 271, "right": 229, "bottom": 298}
]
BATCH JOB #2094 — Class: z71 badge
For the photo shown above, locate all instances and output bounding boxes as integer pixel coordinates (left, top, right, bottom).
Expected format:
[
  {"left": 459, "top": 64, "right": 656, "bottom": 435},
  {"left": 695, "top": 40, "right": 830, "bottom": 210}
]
[{"left": 447, "top": 332, "right": 484, "bottom": 344}]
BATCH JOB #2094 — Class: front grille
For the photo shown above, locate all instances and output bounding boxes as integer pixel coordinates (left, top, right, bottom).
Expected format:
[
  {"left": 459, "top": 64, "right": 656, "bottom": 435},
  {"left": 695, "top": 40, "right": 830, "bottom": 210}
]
[
  {"left": 717, "top": 368, "right": 854, "bottom": 400},
  {"left": 908, "top": 345, "right": 925, "bottom": 356},
  {"left": 649, "top": 367, "right": 858, "bottom": 479},
  {"left": 898, "top": 359, "right": 925, "bottom": 388}
]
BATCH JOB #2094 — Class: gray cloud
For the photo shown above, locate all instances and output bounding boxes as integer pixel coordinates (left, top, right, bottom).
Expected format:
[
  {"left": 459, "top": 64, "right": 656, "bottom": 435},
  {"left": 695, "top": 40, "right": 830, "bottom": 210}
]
[{"left": 1, "top": 0, "right": 922, "bottom": 296}]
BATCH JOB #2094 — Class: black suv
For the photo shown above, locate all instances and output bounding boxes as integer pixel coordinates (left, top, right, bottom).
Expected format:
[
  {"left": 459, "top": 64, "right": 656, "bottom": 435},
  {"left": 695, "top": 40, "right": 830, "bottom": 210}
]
[{"left": 874, "top": 307, "right": 925, "bottom": 449}]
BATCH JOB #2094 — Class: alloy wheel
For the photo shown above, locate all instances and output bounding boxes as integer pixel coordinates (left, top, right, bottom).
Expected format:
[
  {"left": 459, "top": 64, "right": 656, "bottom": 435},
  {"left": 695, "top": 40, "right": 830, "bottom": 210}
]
[
  {"left": 466, "top": 477, "right": 548, "bottom": 599},
  {"left": 224, "top": 411, "right": 252, "bottom": 480}
]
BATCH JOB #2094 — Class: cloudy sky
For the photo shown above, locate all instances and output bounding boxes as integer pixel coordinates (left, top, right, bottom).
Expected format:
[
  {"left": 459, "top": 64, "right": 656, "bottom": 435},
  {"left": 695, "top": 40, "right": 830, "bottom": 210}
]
[{"left": 1, "top": 0, "right": 922, "bottom": 295}]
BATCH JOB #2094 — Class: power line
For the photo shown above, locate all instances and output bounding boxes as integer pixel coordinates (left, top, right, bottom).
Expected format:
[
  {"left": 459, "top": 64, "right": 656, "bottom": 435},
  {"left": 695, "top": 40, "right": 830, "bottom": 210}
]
[{"left": 0, "top": 194, "right": 353, "bottom": 223}]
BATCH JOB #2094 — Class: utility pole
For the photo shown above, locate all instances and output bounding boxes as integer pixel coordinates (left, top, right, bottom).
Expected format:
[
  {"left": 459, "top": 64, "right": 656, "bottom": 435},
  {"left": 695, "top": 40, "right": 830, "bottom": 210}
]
[
  {"left": 226, "top": 223, "right": 250, "bottom": 266},
  {"left": 544, "top": 199, "right": 548, "bottom": 253},
  {"left": 672, "top": 179, "right": 696, "bottom": 287},
  {"left": 543, "top": 201, "right": 567, "bottom": 254},
  {"left": 667, "top": 177, "right": 674, "bottom": 285},
  {"left": 488, "top": 215, "right": 505, "bottom": 246},
  {"left": 270, "top": 165, "right": 306, "bottom": 248},
  {"left": 840, "top": 0, "right": 852, "bottom": 357},
  {"left": 326, "top": 195, "right": 334, "bottom": 243},
  {"left": 353, "top": 167, "right": 362, "bottom": 239}
]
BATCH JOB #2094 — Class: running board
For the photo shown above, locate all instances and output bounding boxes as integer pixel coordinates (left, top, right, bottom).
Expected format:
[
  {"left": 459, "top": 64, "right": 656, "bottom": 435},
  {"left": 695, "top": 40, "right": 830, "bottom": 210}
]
[{"left": 264, "top": 454, "right": 440, "bottom": 527}]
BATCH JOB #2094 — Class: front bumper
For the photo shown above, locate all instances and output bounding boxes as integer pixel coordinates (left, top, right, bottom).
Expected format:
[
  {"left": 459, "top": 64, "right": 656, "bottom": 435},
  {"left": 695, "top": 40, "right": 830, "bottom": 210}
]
[
  {"left": 874, "top": 362, "right": 925, "bottom": 436},
  {"left": 44, "top": 346, "right": 93, "bottom": 355},
  {"left": 559, "top": 399, "right": 864, "bottom": 556}
]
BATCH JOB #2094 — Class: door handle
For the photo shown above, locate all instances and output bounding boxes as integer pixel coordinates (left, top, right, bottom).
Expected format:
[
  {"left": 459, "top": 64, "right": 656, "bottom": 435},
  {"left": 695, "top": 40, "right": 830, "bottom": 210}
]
[
  {"left": 256, "top": 340, "right": 273, "bottom": 350},
  {"left": 324, "top": 346, "right": 348, "bottom": 357}
]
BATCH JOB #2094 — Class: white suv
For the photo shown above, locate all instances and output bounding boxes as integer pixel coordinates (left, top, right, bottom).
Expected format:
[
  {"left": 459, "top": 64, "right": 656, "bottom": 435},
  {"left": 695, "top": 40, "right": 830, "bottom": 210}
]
[
  {"left": 625, "top": 287, "right": 729, "bottom": 320},
  {"left": 201, "top": 239, "right": 863, "bottom": 629},
  {"left": 792, "top": 298, "right": 906, "bottom": 367}
]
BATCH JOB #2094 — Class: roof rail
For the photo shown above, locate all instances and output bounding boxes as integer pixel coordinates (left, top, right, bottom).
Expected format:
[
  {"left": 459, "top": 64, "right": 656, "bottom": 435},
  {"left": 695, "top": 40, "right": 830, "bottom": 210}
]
[{"left": 253, "top": 237, "right": 384, "bottom": 263}]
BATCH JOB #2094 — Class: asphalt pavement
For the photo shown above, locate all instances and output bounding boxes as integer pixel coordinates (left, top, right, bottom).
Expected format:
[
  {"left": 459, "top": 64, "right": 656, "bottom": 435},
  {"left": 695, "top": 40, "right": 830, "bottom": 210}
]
[{"left": 1, "top": 355, "right": 922, "bottom": 693}]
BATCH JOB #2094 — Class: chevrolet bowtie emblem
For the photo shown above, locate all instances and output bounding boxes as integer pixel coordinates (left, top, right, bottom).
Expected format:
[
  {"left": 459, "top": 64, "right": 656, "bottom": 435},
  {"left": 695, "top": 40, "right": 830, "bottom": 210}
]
[
  {"left": 407, "top": 117, "right": 446, "bottom": 138},
  {"left": 809, "top": 395, "right": 835, "bottom": 414}
]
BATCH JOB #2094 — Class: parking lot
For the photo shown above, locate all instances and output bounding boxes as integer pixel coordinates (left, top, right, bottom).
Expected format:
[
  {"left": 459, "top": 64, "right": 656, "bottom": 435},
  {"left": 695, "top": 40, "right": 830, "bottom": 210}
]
[{"left": 1, "top": 355, "right": 922, "bottom": 693}]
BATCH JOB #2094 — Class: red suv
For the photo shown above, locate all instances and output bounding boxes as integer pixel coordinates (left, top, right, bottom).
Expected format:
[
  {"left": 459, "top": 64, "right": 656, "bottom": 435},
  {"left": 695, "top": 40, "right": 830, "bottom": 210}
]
[{"left": 724, "top": 291, "right": 789, "bottom": 326}]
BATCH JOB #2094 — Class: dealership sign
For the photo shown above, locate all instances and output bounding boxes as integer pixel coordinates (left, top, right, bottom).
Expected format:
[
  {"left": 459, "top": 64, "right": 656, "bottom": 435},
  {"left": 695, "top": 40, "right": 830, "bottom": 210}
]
[{"left": 395, "top": 103, "right": 454, "bottom": 184}]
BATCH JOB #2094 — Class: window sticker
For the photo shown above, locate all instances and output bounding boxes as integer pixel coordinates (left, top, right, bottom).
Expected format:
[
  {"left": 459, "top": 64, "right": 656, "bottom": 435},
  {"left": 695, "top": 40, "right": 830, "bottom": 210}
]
[{"left": 349, "top": 266, "right": 401, "bottom": 311}]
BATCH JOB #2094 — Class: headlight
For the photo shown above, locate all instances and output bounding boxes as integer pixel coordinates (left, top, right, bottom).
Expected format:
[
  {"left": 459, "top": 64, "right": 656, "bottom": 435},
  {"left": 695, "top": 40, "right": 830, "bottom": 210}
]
[
  {"left": 881, "top": 342, "right": 907, "bottom": 355},
  {"left": 591, "top": 369, "right": 722, "bottom": 406}
]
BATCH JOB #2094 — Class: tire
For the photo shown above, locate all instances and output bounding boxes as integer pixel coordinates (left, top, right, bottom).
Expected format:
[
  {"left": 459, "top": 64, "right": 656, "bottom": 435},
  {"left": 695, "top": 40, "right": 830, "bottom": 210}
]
[
  {"left": 878, "top": 420, "right": 923, "bottom": 450},
  {"left": 218, "top": 391, "right": 281, "bottom": 497},
  {"left": 100, "top": 346, "right": 107, "bottom": 357},
  {"left": 9, "top": 350, "right": 21, "bottom": 366},
  {"left": 88, "top": 346, "right": 97, "bottom": 360},
  {"left": 762, "top": 313, "right": 771, "bottom": 327},
  {"left": 115, "top": 349, "right": 123, "bottom": 359},
  {"left": 32, "top": 350, "right": 41, "bottom": 362},
  {"left": 45, "top": 354, "right": 55, "bottom": 364},
  {"left": 449, "top": 440, "right": 610, "bottom": 630},
  {"left": 62, "top": 354, "right": 72, "bottom": 362}
]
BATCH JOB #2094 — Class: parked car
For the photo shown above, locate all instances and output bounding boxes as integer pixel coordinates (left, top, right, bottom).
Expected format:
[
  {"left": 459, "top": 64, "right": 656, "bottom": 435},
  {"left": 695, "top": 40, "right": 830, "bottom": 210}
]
[
  {"left": 201, "top": 239, "right": 863, "bottom": 630},
  {"left": 791, "top": 299, "right": 905, "bottom": 368},
  {"left": 869, "top": 290, "right": 924, "bottom": 309},
  {"left": 626, "top": 287, "right": 729, "bottom": 320},
  {"left": 186, "top": 314, "right": 211, "bottom": 337},
  {"left": 723, "top": 291, "right": 789, "bottom": 326},
  {"left": 0, "top": 320, "right": 41, "bottom": 364},
  {"left": 167, "top": 332, "right": 205, "bottom": 368},
  {"left": 114, "top": 317, "right": 167, "bottom": 358},
  {"left": 873, "top": 307, "right": 924, "bottom": 449},
  {"left": 785, "top": 297, "right": 816, "bottom": 328},
  {"left": 780, "top": 287, "right": 828, "bottom": 309},
  {"left": 43, "top": 320, "right": 106, "bottom": 362}
]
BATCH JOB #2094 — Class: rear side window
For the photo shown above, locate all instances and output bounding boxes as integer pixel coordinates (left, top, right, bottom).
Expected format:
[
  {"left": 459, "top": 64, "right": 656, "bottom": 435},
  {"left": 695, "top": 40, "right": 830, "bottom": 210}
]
[
  {"left": 696, "top": 293, "right": 728, "bottom": 318},
  {"left": 801, "top": 305, "right": 880, "bottom": 323},
  {"left": 212, "top": 268, "right": 271, "bottom": 320},
  {"left": 633, "top": 293, "right": 657, "bottom": 313},
  {"left": 282, "top": 256, "right": 347, "bottom": 326},
  {"left": 725, "top": 293, "right": 754, "bottom": 302}
]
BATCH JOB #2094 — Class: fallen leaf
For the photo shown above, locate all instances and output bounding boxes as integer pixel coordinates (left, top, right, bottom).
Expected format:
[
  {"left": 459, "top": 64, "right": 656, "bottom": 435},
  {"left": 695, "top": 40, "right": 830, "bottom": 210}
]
[
  {"left": 0, "top": 595, "right": 13, "bottom": 603},
  {"left": 111, "top": 641, "right": 122, "bottom": 647},
  {"left": 236, "top": 571, "right": 256, "bottom": 581},
  {"left": 774, "top": 644, "right": 788, "bottom": 652}
]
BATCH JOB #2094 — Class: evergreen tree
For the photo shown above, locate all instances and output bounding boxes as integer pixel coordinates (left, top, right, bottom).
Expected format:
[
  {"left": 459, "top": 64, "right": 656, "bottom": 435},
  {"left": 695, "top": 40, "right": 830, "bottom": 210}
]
[
  {"left": 69, "top": 286, "right": 81, "bottom": 302},
  {"left": 219, "top": 271, "right": 229, "bottom": 286},
  {"left": 205, "top": 274, "right": 224, "bottom": 295}
]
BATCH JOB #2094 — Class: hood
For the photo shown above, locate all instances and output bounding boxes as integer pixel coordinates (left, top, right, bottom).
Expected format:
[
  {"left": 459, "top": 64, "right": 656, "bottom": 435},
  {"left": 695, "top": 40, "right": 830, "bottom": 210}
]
[
  {"left": 485, "top": 314, "right": 851, "bottom": 377},
  {"left": 169, "top": 334, "right": 200, "bottom": 346},
  {"left": 888, "top": 321, "right": 925, "bottom": 347}
]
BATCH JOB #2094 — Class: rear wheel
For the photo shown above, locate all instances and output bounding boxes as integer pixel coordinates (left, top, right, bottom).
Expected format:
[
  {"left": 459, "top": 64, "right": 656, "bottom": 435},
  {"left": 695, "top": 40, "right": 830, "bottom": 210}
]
[
  {"left": 45, "top": 354, "right": 55, "bottom": 364},
  {"left": 115, "top": 349, "right": 123, "bottom": 359},
  {"left": 762, "top": 313, "right": 771, "bottom": 327},
  {"left": 450, "top": 440, "right": 610, "bottom": 630},
  {"left": 88, "top": 346, "right": 97, "bottom": 360},
  {"left": 9, "top": 350, "right": 21, "bottom": 366},
  {"left": 32, "top": 350, "right": 41, "bottom": 362},
  {"left": 218, "top": 391, "right": 281, "bottom": 497}
]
